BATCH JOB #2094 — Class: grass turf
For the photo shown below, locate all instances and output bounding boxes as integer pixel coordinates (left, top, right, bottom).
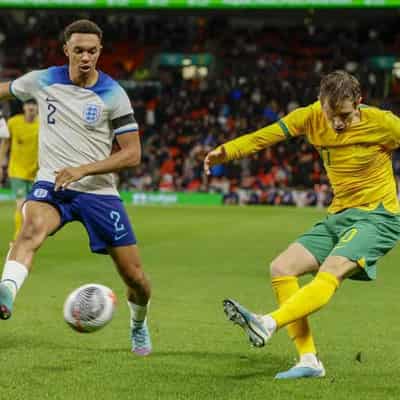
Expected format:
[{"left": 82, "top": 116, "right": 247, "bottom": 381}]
[{"left": 0, "top": 202, "right": 399, "bottom": 400}]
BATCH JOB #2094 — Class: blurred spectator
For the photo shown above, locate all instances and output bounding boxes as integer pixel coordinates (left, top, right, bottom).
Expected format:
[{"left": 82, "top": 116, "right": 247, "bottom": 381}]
[{"left": 1, "top": 12, "right": 400, "bottom": 207}]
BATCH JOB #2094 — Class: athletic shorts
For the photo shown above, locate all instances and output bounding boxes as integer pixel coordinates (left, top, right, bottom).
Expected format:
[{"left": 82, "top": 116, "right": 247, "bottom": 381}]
[
  {"left": 296, "top": 204, "right": 400, "bottom": 281},
  {"left": 10, "top": 178, "right": 33, "bottom": 199},
  {"left": 26, "top": 181, "right": 137, "bottom": 254}
]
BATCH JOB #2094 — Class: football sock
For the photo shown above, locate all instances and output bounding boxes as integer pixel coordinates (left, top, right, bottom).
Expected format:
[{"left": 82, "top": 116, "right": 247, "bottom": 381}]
[
  {"left": 259, "top": 314, "right": 277, "bottom": 332},
  {"left": 14, "top": 208, "right": 23, "bottom": 240},
  {"left": 300, "top": 352, "right": 319, "bottom": 365},
  {"left": 128, "top": 301, "right": 148, "bottom": 323},
  {"left": 272, "top": 276, "right": 317, "bottom": 355},
  {"left": 269, "top": 272, "right": 339, "bottom": 329},
  {"left": 1, "top": 260, "right": 29, "bottom": 300}
]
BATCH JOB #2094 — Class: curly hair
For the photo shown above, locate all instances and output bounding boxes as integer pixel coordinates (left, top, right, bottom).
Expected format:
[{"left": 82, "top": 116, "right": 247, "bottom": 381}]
[{"left": 63, "top": 19, "right": 103, "bottom": 43}]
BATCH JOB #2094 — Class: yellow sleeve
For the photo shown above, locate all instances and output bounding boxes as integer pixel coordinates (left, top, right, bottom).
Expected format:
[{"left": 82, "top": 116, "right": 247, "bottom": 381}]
[
  {"left": 221, "top": 122, "right": 287, "bottom": 161},
  {"left": 279, "top": 105, "right": 313, "bottom": 137},
  {"left": 382, "top": 111, "right": 400, "bottom": 150},
  {"left": 220, "top": 106, "right": 311, "bottom": 161}
]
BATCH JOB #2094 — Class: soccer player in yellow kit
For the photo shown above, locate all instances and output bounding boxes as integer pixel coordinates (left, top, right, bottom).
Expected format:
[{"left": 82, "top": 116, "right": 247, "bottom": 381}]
[
  {"left": 204, "top": 71, "right": 400, "bottom": 379},
  {"left": 0, "top": 99, "right": 39, "bottom": 239}
]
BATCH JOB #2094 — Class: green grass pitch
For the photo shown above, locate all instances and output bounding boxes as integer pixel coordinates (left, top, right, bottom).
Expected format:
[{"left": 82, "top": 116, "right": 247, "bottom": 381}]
[{"left": 1, "top": 202, "right": 400, "bottom": 400}]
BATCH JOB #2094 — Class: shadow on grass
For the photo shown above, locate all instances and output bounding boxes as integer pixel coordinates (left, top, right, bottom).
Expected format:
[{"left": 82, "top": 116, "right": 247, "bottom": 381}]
[
  {"left": 36, "top": 365, "right": 74, "bottom": 373},
  {"left": 1, "top": 334, "right": 289, "bottom": 379},
  {"left": 152, "top": 350, "right": 285, "bottom": 378}
]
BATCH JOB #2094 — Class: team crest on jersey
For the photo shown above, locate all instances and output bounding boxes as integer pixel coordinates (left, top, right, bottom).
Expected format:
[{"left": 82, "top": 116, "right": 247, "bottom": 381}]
[{"left": 83, "top": 103, "right": 102, "bottom": 125}]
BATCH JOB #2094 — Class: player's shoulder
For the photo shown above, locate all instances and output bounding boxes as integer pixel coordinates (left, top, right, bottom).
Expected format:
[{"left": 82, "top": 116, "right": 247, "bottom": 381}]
[
  {"left": 15, "top": 65, "right": 70, "bottom": 90},
  {"left": 359, "top": 103, "right": 384, "bottom": 115},
  {"left": 91, "top": 70, "right": 129, "bottom": 109},
  {"left": 92, "top": 70, "right": 125, "bottom": 96},
  {"left": 308, "top": 100, "right": 322, "bottom": 114},
  {"left": 287, "top": 100, "right": 320, "bottom": 120},
  {"left": 22, "top": 67, "right": 52, "bottom": 82},
  {"left": 7, "top": 113, "right": 24, "bottom": 126},
  {"left": 38, "top": 65, "right": 73, "bottom": 87},
  {"left": 359, "top": 104, "right": 396, "bottom": 123}
]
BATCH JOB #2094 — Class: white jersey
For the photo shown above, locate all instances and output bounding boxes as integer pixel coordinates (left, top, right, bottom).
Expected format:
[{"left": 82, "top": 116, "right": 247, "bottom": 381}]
[
  {"left": 11, "top": 65, "right": 138, "bottom": 196},
  {"left": 0, "top": 117, "right": 10, "bottom": 139}
]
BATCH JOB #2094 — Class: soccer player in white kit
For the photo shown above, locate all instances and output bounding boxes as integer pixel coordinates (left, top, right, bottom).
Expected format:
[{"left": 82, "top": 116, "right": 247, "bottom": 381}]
[{"left": 0, "top": 20, "right": 152, "bottom": 355}]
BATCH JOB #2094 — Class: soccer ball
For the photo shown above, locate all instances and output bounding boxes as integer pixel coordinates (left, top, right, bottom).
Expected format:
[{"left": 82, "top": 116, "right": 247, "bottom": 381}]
[{"left": 63, "top": 284, "right": 117, "bottom": 333}]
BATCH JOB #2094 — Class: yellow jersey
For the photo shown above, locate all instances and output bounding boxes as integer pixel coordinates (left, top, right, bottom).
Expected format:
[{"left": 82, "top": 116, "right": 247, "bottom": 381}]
[
  {"left": 7, "top": 114, "right": 39, "bottom": 181},
  {"left": 221, "top": 101, "right": 400, "bottom": 213}
]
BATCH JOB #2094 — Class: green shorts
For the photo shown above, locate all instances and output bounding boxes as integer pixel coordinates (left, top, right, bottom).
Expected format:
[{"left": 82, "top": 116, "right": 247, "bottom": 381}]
[
  {"left": 10, "top": 178, "right": 33, "bottom": 200},
  {"left": 296, "top": 204, "right": 400, "bottom": 281}
]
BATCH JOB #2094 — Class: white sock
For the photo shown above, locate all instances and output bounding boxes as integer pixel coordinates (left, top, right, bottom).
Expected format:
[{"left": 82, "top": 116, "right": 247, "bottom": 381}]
[
  {"left": 300, "top": 352, "right": 318, "bottom": 365},
  {"left": 1, "top": 260, "right": 29, "bottom": 300},
  {"left": 260, "top": 314, "right": 277, "bottom": 333},
  {"left": 128, "top": 301, "right": 148, "bottom": 324}
]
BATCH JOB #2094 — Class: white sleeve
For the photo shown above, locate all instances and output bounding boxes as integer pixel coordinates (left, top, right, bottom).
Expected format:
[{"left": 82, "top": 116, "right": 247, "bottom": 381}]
[
  {"left": 110, "top": 85, "right": 133, "bottom": 119},
  {"left": 0, "top": 117, "right": 9, "bottom": 139},
  {"left": 110, "top": 85, "right": 139, "bottom": 135},
  {"left": 10, "top": 70, "right": 42, "bottom": 101}
]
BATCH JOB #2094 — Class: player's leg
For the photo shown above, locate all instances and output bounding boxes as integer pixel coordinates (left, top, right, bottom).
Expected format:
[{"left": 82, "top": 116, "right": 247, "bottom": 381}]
[
  {"left": 224, "top": 219, "right": 335, "bottom": 378},
  {"left": 267, "top": 207, "right": 400, "bottom": 346},
  {"left": 74, "top": 193, "right": 152, "bottom": 355},
  {"left": 269, "top": 256, "right": 355, "bottom": 329},
  {"left": 108, "top": 245, "right": 152, "bottom": 356},
  {"left": 224, "top": 243, "right": 319, "bottom": 346},
  {"left": 223, "top": 244, "right": 325, "bottom": 378},
  {"left": 0, "top": 201, "right": 61, "bottom": 319},
  {"left": 270, "top": 244, "right": 319, "bottom": 353},
  {"left": 13, "top": 198, "right": 24, "bottom": 241},
  {"left": 10, "top": 178, "right": 32, "bottom": 241},
  {"left": 270, "top": 243, "right": 327, "bottom": 379}
]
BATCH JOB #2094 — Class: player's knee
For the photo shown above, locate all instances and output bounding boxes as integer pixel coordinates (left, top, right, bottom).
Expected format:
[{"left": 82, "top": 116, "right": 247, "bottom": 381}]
[
  {"left": 320, "top": 256, "right": 356, "bottom": 281},
  {"left": 270, "top": 257, "right": 293, "bottom": 277},
  {"left": 123, "top": 262, "right": 146, "bottom": 288},
  {"left": 18, "top": 216, "right": 48, "bottom": 248},
  {"left": 269, "top": 258, "right": 285, "bottom": 277}
]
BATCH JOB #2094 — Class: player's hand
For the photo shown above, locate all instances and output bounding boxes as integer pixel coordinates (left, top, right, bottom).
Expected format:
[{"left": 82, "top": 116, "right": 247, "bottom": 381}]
[
  {"left": 204, "top": 146, "right": 227, "bottom": 176},
  {"left": 54, "top": 166, "right": 87, "bottom": 191}
]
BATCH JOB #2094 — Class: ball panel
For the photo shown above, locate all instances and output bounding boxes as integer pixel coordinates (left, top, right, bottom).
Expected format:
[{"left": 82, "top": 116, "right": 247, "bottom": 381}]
[{"left": 63, "top": 284, "right": 116, "bottom": 333}]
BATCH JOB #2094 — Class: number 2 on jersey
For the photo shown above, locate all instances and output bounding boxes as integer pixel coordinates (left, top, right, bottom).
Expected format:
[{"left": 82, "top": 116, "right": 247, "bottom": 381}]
[
  {"left": 47, "top": 103, "right": 57, "bottom": 125},
  {"left": 110, "top": 211, "right": 125, "bottom": 232}
]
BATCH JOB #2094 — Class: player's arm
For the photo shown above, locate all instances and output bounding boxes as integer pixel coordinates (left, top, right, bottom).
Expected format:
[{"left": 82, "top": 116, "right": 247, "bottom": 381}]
[
  {"left": 84, "top": 131, "right": 141, "bottom": 175},
  {"left": 204, "top": 106, "right": 310, "bottom": 175},
  {"left": 0, "top": 138, "right": 10, "bottom": 181},
  {"left": 0, "top": 116, "right": 11, "bottom": 181},
  {"left": 382, "top": 111, "right": 400, "bottom": 149},
  {"left": 0, "top": 82, "right": 13, "bottom": 101},
  {"left": 54, "top": 131, "right": 140, "bottom": 191},
  {"left": 0, "top": 138, "right": 10, "bottom": 163}
]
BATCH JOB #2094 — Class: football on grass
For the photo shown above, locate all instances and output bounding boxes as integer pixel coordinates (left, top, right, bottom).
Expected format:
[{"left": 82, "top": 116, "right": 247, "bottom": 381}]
[{"left": 63, "top": 284, "right": 117, "bottom": 333}]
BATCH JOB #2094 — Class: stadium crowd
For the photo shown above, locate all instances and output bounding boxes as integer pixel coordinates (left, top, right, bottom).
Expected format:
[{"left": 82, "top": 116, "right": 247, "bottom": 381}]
[{"left": 1, "top": 12, "right": 400, "bottom": 206}]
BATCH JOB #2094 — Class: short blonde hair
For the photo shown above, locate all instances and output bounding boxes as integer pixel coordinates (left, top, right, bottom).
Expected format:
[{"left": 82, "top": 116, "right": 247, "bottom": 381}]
[{"left": 319, "top": 70, "right": 361, "bottom": 109}]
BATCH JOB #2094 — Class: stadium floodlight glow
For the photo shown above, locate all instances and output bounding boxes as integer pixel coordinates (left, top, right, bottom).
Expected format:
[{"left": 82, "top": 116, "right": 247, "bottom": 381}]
[
  {"left": 393, "top": 61, "right": 400, "bottom": 79},
  {"left": 198, "top": 66, "right": 208, "bottom": 77},
  {"left": 182, "top": 65, "right": 197, "bottom": 79}
]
